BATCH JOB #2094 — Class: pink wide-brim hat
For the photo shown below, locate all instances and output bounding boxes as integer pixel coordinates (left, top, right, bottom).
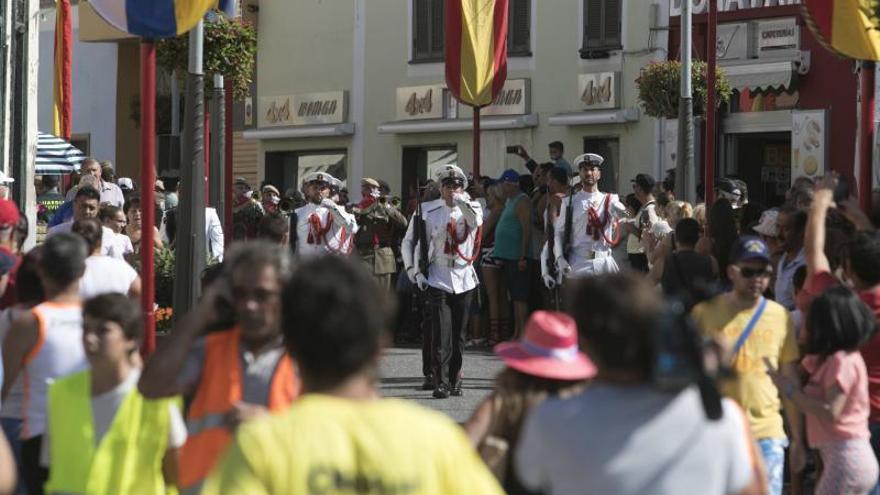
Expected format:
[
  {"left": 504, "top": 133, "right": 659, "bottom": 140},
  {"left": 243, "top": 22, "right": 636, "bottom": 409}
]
[{"left": 494, "top": 310, "right": 596, "bottom": 381}]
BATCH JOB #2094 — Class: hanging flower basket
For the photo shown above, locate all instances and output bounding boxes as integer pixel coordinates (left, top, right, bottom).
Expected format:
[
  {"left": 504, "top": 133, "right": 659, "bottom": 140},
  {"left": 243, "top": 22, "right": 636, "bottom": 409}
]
[
  {"left": 157, "top": 13, "right": 257, "bottom": 100},
  {"left": 636, "top": 60, "right": 733, "bottom": 119}
]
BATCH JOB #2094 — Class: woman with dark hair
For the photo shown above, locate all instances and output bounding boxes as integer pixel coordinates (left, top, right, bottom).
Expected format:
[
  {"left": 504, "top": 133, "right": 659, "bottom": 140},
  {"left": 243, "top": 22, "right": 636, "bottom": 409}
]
[
  {"left": 698, "top": 198, "right": 739, "bottom": 287},
  {"left": 0, "top": 247, "right": 43, "bottom": 492},
  {"left": 123, "top": 196, "right": 163, "bottom": 255},
  {"left": 768, "top": 287, "right": 879, "bottom": 495},
  {"left": 465, "top": 311, "right": 594, "bottom": 493}
]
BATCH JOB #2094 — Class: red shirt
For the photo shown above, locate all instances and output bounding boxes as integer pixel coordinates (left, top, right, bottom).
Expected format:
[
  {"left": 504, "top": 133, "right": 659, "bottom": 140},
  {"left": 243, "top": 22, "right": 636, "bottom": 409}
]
[{"left": 797, "top": 270, "right": 880, "bottom": 423}]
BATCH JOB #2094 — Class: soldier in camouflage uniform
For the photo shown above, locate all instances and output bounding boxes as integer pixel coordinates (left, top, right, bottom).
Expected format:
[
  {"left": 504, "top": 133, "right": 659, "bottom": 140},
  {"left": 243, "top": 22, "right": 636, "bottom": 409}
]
[{"left": 353, "top": 178, "right": 408, "bottom": 290}]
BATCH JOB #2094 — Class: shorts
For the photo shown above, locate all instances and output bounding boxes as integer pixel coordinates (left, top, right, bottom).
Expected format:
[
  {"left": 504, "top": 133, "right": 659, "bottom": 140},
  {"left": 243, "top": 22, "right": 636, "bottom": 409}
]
[
  {"left": 501, "top": 259, "right": 531, "bottom": 302},
  {"left": 758, "top": 437, "right": 788, "bottom": 495}
]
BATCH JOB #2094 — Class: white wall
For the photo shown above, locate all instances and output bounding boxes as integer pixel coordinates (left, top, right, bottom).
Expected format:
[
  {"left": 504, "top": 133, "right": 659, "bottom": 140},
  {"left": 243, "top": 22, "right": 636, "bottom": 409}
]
[{"left": 38, "top": 6, "right": 117, "bottom": 163}]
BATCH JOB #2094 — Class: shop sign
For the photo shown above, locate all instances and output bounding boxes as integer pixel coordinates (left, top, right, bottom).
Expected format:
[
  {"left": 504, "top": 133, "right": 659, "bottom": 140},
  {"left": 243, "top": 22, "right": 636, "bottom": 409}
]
[
  {"left": 671, "top": 0, "right": 800, "bottom": 17},
  {"left": 791, "top": 109, "right": 826, "bottom": 184},
  {"left": 397, "top": 85, "right": 447, "bottom": 120},
  {"left": 578, "top": 72, "right": 619, "bottom": 110},
  {"left": 476, "top": 79, "right": 530, "bottom": 116},
  {"left": 717, "top": 23, "right": 751, "bottom": 60},
  {"left": 259, "top": 91, "right": 348, "bottom": 127},
  {"left": 756, "top": 18, "right": 799, "bottom": 54}
]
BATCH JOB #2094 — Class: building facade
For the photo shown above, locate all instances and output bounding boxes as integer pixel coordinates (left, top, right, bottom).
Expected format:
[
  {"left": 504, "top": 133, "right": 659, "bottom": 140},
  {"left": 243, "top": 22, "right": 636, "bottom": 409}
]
[
  {"left": 668, "top": 0, "right": 858, "bottom": 207},
  {"left": 246, "top": 0, "right": 670, "bottom": 202}
]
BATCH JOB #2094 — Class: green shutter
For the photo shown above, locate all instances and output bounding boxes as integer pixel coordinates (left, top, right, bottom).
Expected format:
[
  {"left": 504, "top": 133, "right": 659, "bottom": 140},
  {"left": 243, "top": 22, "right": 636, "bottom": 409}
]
[
  {"left": 582, "top": 0, "right": 622, "bottom": 58},
  {"left": 413, "top": 0, "right": 430, "bottom": 60},
  {"left": 508, "top": 0, "right": 531, "bottom": 56}
]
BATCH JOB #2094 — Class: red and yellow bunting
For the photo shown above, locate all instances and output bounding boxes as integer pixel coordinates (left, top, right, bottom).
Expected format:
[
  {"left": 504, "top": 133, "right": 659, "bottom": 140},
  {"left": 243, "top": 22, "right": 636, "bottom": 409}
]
[
  {"left": 445, "top": 0, "right": 509, "bottom": 108},
  {"left": 52, "top": 0, "right": 72, "bottom": 140}
]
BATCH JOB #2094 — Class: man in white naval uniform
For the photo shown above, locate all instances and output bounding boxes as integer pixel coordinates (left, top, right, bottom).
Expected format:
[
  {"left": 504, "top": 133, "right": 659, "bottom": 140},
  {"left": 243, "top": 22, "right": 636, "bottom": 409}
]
[
  {"left": 290, "top": 172, "right": 358, "bottom": 258},
  {"left": 553, "top": 153, "right": 627, "bottom": 278},
  {"left": 401, "top": 164, "right": 483, "bottom": 399}
]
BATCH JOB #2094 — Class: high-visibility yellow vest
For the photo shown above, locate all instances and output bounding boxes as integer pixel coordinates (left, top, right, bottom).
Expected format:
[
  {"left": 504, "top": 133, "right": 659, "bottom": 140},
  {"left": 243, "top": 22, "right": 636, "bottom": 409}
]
[{"left": 44, "top": 369, "right": 178, "bottom": 495}]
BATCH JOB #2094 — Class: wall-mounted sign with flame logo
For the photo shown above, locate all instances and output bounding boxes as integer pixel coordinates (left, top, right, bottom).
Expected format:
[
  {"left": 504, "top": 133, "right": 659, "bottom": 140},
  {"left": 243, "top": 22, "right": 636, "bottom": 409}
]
[
  {"left": 473, "top": 79, "right": 530, "bottom": 116},
  {"left": 578, "top": 72, "right": 619, "bottom": 110},
  {"left": 259, "top": 91, "right": 348, "bottom": 127}
]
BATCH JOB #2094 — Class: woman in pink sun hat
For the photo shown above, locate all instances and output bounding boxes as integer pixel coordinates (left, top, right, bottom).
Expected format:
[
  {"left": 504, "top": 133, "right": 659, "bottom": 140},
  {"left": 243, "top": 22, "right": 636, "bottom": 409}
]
[{"left": 464, "top": 310, "right": 595, "bottom": 491}]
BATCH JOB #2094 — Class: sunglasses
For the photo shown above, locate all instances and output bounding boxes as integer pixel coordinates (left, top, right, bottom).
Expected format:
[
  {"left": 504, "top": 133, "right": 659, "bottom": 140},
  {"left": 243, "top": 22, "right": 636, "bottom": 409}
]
[
  {"left": 736, "top": 266, "right": 772, "bottom": 278},
  {"left": 442, "top": 180, "right": 464, "bottom": 188}
]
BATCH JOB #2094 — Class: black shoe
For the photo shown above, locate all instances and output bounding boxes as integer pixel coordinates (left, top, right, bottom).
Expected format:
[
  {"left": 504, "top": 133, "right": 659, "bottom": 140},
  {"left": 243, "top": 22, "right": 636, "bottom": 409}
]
[
  {"left": 433, "top": 384, "right": 450, "bottom": 399},
  {"left": 421, "top": 376, "right": 435, "bottom": 391},
  {"left": 451, "top": 382, "right": 463, "bottom": 397}
]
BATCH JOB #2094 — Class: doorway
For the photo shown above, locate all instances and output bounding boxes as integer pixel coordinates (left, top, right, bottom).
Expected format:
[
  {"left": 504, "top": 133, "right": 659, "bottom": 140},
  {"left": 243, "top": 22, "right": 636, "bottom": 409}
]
[{"left": 724, "top": 132, "right": 790, "bottom": 208}]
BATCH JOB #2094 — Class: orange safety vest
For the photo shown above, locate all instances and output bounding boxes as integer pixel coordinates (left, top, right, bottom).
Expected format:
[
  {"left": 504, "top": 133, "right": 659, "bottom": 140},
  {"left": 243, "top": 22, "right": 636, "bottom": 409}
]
[{"left": 178, "top": 327, "right": 298, "bottom": 492}]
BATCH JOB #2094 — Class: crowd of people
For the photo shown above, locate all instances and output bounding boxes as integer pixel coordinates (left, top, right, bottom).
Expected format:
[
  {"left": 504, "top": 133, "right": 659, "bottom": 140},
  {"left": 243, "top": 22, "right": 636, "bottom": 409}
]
[{"left": 0, "top": 142, "right": 876, "bottom": 494}]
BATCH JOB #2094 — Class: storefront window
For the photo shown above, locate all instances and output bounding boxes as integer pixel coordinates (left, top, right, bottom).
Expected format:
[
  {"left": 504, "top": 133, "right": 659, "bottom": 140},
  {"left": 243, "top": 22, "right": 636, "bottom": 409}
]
[
  {"left": 583, "top": 137, "right": 620, "bottom": 193},
  {"left": 723, "top": 133, "right": 789, "bottom": 207},
  {"left": 401, "top": 145, "right": 457, "bottom": 208},
  {"left": 264, "top": 150, "right": 347, "bottom": 197}
]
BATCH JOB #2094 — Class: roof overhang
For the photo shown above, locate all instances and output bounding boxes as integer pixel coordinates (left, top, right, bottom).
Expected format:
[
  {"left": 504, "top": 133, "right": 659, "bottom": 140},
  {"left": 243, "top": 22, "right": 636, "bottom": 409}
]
[
  {"left": 377, "top": 114, "right": 538, "bottom": 134},
  {"left": 547, "top": 108, "right": 640, "bottom": 126},
  {"left": 242, "top": 123, "right": 355, "bottom": 140}
]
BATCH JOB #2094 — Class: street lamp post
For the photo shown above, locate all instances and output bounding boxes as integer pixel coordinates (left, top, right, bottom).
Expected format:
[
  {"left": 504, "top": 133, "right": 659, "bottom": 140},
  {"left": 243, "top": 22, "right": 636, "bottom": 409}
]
[{"left": 677, "top": 0, "right": 695, "bottom": 202}]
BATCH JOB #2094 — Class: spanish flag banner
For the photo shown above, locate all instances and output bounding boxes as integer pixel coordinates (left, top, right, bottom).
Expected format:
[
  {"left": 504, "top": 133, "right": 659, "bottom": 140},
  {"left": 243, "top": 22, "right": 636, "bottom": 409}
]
[
  {"left": 89, "top": 0, "right": 236, "bottom": 38},
  {"left": 802, "top": 0, "right": 880, "bottom": 60},
  {"left": 445, "top": 0, "right": 509, "bottom": 108},
  {"left": 52, "top": 0, "right": 72, "bottom": 140}
]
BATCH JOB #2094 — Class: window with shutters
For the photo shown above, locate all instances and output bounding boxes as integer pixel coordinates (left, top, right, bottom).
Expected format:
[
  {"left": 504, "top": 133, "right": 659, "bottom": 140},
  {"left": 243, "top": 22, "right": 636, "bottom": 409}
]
[
  {"left": 507, "top": 0, "right": 532, "bottom": 57},
  {"left": 582, "top": 0, "right": 622, "bottom": 59},
  {"left": 412, "top": 0, "right": 445, "bottom": 63},
  {"left": 411, "top": 0, "right": 532, "bottom": 63}
]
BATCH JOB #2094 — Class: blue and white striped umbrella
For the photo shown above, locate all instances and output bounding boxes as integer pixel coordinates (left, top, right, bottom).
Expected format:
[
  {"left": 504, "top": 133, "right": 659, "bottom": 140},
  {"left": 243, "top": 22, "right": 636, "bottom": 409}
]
[{"left": 36, "top": 132, "right": 86, "bottom": 174}]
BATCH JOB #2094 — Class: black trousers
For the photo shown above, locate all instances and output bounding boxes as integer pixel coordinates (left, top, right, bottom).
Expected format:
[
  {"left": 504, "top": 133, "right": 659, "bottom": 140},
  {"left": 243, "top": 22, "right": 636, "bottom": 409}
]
[
  {"left": 628, "top": 253, "right": 649, "bottom": 273},
  {"left": 22, "top": 435, "right": 47, "bottom": 495},
  {"left": 426, "top": 287, "right": 475, "bottom": 388}
]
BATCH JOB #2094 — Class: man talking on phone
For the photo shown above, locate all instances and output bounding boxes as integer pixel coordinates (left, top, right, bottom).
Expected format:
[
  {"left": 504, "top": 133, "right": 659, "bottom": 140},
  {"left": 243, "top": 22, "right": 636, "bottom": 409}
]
[{"left": 139, "top": 242, "right": 300, "bottom": 495}]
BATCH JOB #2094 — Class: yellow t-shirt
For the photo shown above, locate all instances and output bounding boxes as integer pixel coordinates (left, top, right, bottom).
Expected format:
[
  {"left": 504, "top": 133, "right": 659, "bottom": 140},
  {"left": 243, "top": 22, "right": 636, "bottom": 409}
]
[
  {"left": 692, "top": 295, "right": 799, "bottom": 440},
  {"left": 202, "top": 394, "right": 505, "bottom": 495}
]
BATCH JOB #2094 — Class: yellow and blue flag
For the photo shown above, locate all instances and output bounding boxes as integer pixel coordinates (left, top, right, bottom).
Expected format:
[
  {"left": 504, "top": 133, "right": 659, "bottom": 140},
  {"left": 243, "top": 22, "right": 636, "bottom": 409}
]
[{"left": 88, "top": 0, "right": 236, "bottom": 38}]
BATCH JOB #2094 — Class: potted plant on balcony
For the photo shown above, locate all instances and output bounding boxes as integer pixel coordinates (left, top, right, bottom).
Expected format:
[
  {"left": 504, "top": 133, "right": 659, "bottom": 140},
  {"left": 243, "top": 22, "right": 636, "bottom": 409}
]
[{"left": 636, "top": 60, "right": 733, "bottom": 119}]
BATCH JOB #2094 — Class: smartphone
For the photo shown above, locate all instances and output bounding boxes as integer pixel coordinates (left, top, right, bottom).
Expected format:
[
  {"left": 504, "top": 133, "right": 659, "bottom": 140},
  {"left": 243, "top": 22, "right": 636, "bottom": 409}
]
[
  {"left": 506, "top": 145, "right": 520, "bottom": 154},
  {"left": 834, "top": 175, "right": 850, "bottom": 203}
]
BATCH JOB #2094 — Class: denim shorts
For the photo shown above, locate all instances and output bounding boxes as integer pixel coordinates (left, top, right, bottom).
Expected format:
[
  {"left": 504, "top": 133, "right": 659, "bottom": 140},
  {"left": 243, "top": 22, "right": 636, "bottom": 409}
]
[{"left": 758, "top": 437, "right": 788, "bottom": 495}]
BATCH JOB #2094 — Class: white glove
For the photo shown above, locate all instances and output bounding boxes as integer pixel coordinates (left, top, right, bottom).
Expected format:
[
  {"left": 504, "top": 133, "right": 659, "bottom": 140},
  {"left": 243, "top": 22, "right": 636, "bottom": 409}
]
[
  {"left": 406, "top": 266, "right": 418, "bottom": 284},
  {"left": 542, "top": 274, "right": 557, "bottom": 290},
  {"left": 415, "top": 273, "right": 429, "bottom": 291},
  {"left": 556, "top": 258, "right": 572, "bottom": 276},
  {"left": 452, "top": 192, "right": 469, "bottom": 204},
  {"left": 320, "top": 198, "right": 339, "bottom": 210}
]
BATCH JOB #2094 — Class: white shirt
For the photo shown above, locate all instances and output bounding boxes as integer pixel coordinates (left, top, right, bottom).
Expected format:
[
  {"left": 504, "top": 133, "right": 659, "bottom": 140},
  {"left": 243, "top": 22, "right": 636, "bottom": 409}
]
[
  {"left": 47, "top": 222, "right": 124, "bottom": 260},
  {"left": 401, "top": 198, "right": 484, "bottom": 294},
  {"left": 65, "top": 181, "right": 126, "bottom": 208},
  {"left": 79, "top": 255, "right": 139, "bottom": 300},
  {"left": 553, "top": 191, "right": 626, "bottom": 274},
  {"left": 206, "top": 207, "right": 225, "bottom": 261},
  {"left": 775, "top": 248, "right": 805, "bottom": 311},
  {"left": 292, "top": 201, "right": 359, "bottom": 258}
]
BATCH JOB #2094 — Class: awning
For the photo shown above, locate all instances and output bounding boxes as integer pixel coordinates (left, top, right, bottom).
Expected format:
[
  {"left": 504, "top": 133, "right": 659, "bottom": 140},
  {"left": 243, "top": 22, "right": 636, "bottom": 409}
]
[
  {"left": 242, "top": 123, "right": 355, "bottom": 140},
  {"left": 547, "top": 108, "right": 639, "bottom": 126},
  {"left": 36, "top": 132, "right": 86, "bottom": 174},
  {"left": 377, "top": 114, "right": 537, "bottom": 134},
  {"left": 722, "top": 61, "right": 798, "bottom": 92}
]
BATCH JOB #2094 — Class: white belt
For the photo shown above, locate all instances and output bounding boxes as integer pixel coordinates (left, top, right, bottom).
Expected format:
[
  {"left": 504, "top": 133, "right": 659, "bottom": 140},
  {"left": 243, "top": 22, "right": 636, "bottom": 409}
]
[{"left": 575, "top": 249, "right": 611, "bottom": 260}]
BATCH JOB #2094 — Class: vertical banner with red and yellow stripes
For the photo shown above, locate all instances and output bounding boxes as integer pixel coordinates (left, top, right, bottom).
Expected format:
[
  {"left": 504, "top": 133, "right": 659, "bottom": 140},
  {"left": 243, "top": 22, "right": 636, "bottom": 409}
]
[
  {"left": 445, "top": 0, "right": 509, "bottom": 108},
  {"left": 802, "top": 0, "right": 880, "bottom": 61},
  {"left": 52, "top": 0, "right": 72, "bottom": 139}
]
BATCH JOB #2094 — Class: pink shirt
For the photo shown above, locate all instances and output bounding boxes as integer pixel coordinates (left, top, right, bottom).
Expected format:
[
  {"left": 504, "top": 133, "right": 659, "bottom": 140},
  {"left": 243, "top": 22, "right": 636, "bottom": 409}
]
[{"left": 802, "top": 351, "right": 871, "bottom": 447}]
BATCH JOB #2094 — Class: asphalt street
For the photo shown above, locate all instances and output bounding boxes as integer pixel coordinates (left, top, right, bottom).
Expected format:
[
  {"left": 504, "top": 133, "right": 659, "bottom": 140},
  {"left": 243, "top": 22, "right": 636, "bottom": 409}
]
[{"left": 378, "top": 346, "right": 504, "bottom": 423}]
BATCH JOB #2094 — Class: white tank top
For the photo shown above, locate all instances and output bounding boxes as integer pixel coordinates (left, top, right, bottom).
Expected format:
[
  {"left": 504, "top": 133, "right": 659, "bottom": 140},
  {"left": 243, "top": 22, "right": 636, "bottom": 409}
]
[{"left": 22, "top": 302, "right": 87, "bottom": 438}]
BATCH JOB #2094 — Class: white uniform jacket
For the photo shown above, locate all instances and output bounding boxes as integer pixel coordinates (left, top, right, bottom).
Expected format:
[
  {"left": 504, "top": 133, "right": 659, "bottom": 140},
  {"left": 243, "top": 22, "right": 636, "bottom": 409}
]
[
  {"left": 553, "top": 190, "right": 626, "bottom": 277},
  {"left": 401, "top": 197, "right": 483, "bottom": 294},
  {"left": 292, "top": 201, "right": 359, "bottom": 258}
]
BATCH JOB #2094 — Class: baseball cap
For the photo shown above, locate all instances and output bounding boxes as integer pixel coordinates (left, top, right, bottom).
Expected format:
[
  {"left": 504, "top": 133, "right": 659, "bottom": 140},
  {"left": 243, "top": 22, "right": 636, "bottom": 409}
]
[
  {"left": 0, "top": 171, "right": 14, "bottom": 184},
  {"left": 0, "top": 198, "right": 20, "bottom": 228},
  {"left": 729, "top": 236, "right": 770, "bottom": 264},
  {"left": 631, "top": 173, "right": 656, "bottom": 192},
  {"left": 498, "top": 169, "right": 520, "bottom": 183},
  {"left": 117, "top": 177, "right": 134, "bottom": 190},
  {"left": 752, "top": 210, "right": 779, "bottom": 238},
  {"left": 262, "top": 184, "right": 280, "bottom": 196},
  {"left": 361, "top": 178, "right": 380, "bottom": 188}
]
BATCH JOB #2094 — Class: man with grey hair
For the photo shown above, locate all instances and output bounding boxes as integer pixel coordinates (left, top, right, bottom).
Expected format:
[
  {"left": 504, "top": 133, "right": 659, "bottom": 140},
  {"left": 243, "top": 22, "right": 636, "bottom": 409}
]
[
  {"left": 138, "top": 241, "right": 298, "bottom": 494},
  {"left": 65, "top": 158, "right": 124, "bottom": 207}
]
